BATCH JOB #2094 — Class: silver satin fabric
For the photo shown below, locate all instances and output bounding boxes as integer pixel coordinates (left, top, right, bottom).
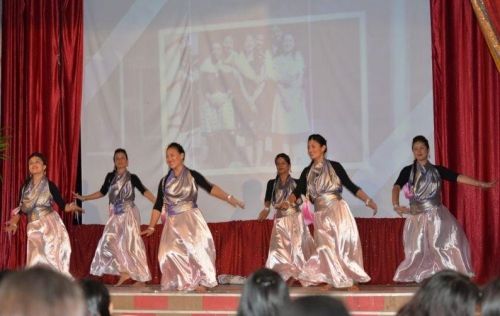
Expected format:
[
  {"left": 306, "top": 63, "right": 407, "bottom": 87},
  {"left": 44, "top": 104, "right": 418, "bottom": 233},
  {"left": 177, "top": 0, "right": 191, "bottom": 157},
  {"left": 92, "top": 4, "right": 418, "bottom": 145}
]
[
  {"left": 298, "top": 160, "right": 370, "bottom": 287},
  {"left": 21, "top": 177, "right": 71, "bottom": 276},
  {"left": 265, "top": 177, "right": 315, "bottom": 280},
  {"left": 158, "top": 168, "right": 217, "bottom": 291},
  {"left": 90, "top": 171, "right": 151, "bottom": 281},
  {"left": 21, "top": 176, "right": 54, "bottom": 220},
  {"left": 394, "top": 163, "right": 474, "bottom": 283}
]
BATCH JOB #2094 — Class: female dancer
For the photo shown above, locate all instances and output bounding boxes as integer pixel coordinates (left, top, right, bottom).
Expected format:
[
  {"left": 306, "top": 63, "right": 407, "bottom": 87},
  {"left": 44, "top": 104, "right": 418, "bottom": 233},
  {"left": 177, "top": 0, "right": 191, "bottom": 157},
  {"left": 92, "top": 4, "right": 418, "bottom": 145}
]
[
  {"left": 281, "top": 134, "right": 377, "bottom": 288},
  {"left": 392, "top": 135, "right": 496, "bottom": 282},
  {"left": 142, "top": 143, "right": 244, "bottom": 291},
  {"left": 4, "top": 152, "right": 81, "bottom": 275},
  {"left": 258, "top": 153, "right": 314, "bottom": 282},
  {"left": 74, "top": 148, "right": 155, "bottom": 286}
]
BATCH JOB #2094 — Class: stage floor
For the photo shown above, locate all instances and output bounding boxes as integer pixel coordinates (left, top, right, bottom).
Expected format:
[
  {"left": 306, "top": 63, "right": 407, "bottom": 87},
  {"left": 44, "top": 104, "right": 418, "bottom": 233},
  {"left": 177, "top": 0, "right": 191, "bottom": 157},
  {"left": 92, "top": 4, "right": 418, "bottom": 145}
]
[{"left": 110, "top": 284, "right": 417, "bottom": 316}]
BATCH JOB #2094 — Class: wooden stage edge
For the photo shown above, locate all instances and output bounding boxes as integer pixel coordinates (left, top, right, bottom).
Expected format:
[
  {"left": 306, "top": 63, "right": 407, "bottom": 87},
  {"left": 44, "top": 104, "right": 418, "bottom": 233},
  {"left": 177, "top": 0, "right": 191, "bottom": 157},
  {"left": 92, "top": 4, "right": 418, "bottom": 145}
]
[{"left": 110, "top": 284, "right": 417, "bottom": 316}]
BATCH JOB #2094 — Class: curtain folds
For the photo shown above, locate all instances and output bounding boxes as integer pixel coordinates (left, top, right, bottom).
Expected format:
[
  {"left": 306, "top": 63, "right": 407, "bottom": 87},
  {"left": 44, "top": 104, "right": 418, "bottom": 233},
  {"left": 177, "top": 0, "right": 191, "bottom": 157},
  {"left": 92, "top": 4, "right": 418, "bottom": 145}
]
[
  {"left": 431, "top": 0, "right": 500, "bottom": 283},
  {"left": 0, "top": 0, "right": 83, "bottom": 269}
]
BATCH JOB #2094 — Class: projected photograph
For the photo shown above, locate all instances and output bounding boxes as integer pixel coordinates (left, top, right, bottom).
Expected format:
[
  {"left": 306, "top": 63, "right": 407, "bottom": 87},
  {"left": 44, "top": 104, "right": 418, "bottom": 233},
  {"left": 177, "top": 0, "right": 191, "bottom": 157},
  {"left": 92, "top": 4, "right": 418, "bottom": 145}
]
[
  {"left": 82, "top": 0, "right": 434, "bottom": 222},
  {"left": 159, "top": 15, "right": 365, "bottom": 174}
]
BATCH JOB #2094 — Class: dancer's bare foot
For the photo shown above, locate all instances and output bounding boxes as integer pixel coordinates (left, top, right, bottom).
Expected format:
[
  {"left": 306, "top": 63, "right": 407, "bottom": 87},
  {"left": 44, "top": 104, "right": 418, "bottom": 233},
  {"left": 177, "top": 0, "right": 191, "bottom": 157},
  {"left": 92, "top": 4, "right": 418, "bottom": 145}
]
[
  {"left": 395, "top": 282, "right": 418, "bottom": 287},
  {"left": 286, "top": 278, "right": 299, "bottom": 287},
  {"left": 132, "top": 281, "right": 145, "bottom": 288},
  {"left": 114, "top": 273, "right": 131, "bottom": 287},
  {"left": 347, "top": 284, "right": 360, "bottom": 291},
  {"left": 320, "top": 283, "right": 334, "bottom": 291},
  {"left": 194, "top": 285, "right": 208, "bottom": 293}
]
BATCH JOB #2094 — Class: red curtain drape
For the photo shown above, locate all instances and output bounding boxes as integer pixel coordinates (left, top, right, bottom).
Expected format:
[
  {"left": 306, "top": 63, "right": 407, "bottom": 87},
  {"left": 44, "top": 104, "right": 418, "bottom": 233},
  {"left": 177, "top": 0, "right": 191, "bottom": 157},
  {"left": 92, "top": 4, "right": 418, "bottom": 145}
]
[
  {"left": 0, "top": 0, "right": 83, "bottom": 269},
  {"left": 431, "top": 0, "right": 500, "bottom": 283}
]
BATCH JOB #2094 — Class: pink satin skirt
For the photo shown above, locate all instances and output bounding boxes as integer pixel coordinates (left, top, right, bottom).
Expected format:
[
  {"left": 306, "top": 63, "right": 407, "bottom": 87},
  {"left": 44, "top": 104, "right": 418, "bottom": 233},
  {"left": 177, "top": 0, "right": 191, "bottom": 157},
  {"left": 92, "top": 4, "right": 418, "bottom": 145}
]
[
  {"left": 90, "top": 205, "right": 151, "bottom": 282},
  {"left": 393, "top": 205, "right": 474, "bottom": 283},
  {"left": 298, "top": 199, "right": 370, "bottom": 288},
  {"left": 158, "top": 208, "right": 217, "bottom": 291},
  {"left": 265, "top": 212, "right": 315, "bottom": 281},
  {"left": 26, "top": 211, "right": 71, "bottom": 276}
]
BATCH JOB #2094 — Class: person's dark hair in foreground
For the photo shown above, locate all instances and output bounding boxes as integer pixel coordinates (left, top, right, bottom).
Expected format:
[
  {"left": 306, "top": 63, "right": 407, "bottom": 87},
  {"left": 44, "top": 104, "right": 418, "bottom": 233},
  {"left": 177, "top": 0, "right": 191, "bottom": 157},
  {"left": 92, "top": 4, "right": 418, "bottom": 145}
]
[
  {"left": 396, "top": 270, "right": 479, "bottom": 316},
  {"left": 279, "top": 295, "right": 350, "bottom": 316},
  {"left": 0, "top": 269, "right": 12, "bottom": 284},
  {"left": 80, "top": 279, "right": 111, "bottom": 316},
  {"left": 237, "top": 268, "right": 290, "bottom": 316},
  {"left": 0, "top": 265, "right": 85, "bottom": 316},
  {"left": 481, "top": 278, "right": 500, "bottom": 316}
]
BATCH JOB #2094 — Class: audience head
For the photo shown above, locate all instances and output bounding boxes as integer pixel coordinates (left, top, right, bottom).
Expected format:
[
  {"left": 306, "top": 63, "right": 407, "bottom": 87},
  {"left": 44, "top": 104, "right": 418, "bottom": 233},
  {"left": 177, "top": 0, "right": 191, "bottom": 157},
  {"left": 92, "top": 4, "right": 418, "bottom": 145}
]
[
  {"left": 397, "top": 270, "right": 479, "bottom": 316},
  {"left": 80, "top": 279, "right": 111, "bottom": 316},
  {"left": 0, "top": 265, "right": 85, "bottom": 316},
  {"left": 0, "top": 269, "right": 12, "bottom": 284},
  {"left": 237, "top": 268, "right": 290, "bottom": 316},
  {"left": 481, "top": 278, "right": 500, "bottom": 316},
  {"left": 280, "top": 295, "right": 350, "bottom": 316}
]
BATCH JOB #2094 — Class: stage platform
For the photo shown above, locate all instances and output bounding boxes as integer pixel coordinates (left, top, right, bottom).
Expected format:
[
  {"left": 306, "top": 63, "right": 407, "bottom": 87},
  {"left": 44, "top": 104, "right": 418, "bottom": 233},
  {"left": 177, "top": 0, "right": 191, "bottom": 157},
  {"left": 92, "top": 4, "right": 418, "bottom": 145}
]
[{"left": 110, "top": 284, "right": 416, "bottom": 316}]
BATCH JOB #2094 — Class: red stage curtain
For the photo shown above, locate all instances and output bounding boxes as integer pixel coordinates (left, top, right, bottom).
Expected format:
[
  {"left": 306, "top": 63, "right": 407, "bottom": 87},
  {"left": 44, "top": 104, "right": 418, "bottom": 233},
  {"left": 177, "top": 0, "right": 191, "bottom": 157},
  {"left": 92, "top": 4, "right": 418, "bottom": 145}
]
[
  {"left": 431, "top": 0, "right": 500, "bottom": 283},
  {"left": 0, "top": 0, "right": 83, "bottom": 269},
  {"left": 69, "top": 219, "right": 405, "bottom": 285}
]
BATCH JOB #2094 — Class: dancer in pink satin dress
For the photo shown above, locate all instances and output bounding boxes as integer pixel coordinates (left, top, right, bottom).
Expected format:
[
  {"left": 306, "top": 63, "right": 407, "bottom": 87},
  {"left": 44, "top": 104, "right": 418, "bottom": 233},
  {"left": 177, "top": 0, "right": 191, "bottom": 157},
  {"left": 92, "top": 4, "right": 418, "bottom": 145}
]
[
  {"left": 392, "top": 136, "right": 496, "bottom": 283},
  {"left": 74, "top": 148, "right": 156, "bottom": 286},
  {"left": 142, "top": 142, "right": 244, "bottom": 291},
  {"left": 258, "top": 153, "right": 315, "bottom": 282},
  {"left": 279, "top": 134, "right": 378, "bottom": 288},
  {"left": 4, "top": 152, "right": 82, "bottom": 276}
]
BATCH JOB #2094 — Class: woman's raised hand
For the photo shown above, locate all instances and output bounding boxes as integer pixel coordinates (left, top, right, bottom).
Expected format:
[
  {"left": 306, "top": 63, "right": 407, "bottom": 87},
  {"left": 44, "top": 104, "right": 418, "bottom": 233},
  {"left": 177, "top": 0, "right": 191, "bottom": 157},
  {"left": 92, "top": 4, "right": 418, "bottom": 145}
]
[
  {"left": 394, "top": 205, "right": 410, "bottom": 217},
  {"left": 257, "top": 208, "right": 270, "bottom": 221},
  {"left": 366, "top": 199, "right": 378, "bottom": 216},
  {"left": 140, "top": 227, "right": 155, "bottom": 237},
  {"left": 65, "top": 202, "right": 84, "bottom": 213},
  {"left": 228, "top": 196, "right": 245, "bottom": 209},
  {"left": 72, "top": 192, "right": 84, "bottom": 201},
  {"left": 4, "top": 221, "right": 18, "bottom": 234}
]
